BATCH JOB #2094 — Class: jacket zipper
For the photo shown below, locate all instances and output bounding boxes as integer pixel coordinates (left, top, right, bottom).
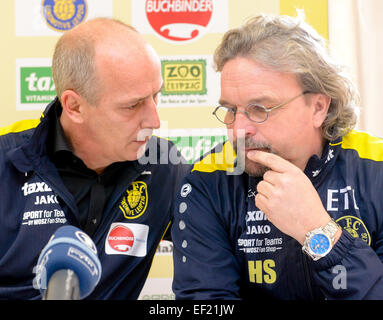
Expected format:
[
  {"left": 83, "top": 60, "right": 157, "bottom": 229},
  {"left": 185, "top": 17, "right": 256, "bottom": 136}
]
[{"left": 92, "top": 168, "right": 145, "bottom": 244}]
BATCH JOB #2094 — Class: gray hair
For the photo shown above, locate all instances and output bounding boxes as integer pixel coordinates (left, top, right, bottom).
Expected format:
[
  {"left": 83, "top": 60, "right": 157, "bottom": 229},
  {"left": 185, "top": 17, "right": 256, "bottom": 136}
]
[
  {"left": 214, "top": 14, "right": 359, "bottom": 141},
  {"left": 52, "top": 18, "right": 137, "bottom": 106}
]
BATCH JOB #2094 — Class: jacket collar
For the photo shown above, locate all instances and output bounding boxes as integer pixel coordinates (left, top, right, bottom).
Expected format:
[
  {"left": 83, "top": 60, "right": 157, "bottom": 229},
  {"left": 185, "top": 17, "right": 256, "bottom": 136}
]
[
  {"left": 7, "top": 97, "right": 156, "bottom": 175},
  {"left": 7, "top": 98, "right": 59, "bottom": 174},
  {"left": 247, "top": 136, "right": 343, "bottom": 193},
  {"left": 304, "top": 137, "right": 342, "bottom": 187}
]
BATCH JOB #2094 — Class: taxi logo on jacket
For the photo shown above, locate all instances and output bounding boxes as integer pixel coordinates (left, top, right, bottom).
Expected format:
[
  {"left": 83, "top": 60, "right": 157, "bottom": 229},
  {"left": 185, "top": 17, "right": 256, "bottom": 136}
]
[
  {"left": 119, "top": 181, "right": 148, "bottom": 219},
  {"left": 22, "top": 181, "right": 59, "bottom": 205},
  {"left": 21, "top": 181, "right": 66, "bottom": 226}
]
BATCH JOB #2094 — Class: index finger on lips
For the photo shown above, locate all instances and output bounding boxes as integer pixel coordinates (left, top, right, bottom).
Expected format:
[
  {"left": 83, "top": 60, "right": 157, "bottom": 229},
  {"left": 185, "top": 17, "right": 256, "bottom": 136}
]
[{"left": 247, "top": 150, "right": 292, "bottom": 173}]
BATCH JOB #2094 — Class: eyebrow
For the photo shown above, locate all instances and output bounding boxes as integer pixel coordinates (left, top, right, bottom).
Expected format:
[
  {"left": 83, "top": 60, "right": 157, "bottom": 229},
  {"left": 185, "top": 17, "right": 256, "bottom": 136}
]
[
  {"left": 218, "top": 99, "right": 233, "bottom": 107},
  {"left": 118, "top": 83, "right": 164, "bottom": 106},
  {"left": 219, "top": 95, "right": 277, "bottom": 107}
]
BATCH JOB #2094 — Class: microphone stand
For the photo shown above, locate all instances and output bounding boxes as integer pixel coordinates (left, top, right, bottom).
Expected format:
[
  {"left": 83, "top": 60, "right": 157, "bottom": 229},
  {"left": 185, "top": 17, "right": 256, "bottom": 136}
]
[{"left": 43, "top": 269, "right": 81, "bottom": 300}]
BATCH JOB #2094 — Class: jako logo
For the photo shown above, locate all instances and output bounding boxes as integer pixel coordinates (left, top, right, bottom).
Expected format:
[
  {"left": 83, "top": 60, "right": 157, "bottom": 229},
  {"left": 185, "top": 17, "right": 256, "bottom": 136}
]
[
  {"left": 145, "top": 0, "right": 213, "bottom": 42},
  {"left": 108, "top": 225, "right": 134, "bottom": 252}
]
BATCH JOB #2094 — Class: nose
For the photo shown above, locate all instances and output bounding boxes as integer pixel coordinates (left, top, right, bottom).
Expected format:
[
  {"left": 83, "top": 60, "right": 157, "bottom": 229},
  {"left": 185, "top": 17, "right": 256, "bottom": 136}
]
[
  {"left": 143, "top": 97, "right": 161, "bottom": 129},
  {"left": 230, "top": 111, "right": 257, "bottom": 138}
]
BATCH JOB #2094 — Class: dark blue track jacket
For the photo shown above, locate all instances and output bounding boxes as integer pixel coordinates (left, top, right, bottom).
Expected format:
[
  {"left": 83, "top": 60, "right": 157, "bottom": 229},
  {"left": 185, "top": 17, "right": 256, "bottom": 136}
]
[
  {"left": 172, "top": 132, "right": 383, "bottom": 299},
  {"left": 0, "top": 98, "right": 189, "bottom": 299}
]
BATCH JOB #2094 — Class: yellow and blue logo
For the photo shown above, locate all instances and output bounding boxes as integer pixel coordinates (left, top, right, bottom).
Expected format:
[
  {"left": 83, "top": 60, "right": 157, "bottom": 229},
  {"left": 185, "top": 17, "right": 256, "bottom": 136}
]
[
  {"left": 119, "top": 181, "right": 148, "bottom": 220},
  {"left": 42, "top": 0, "right": 87, "bottom": 32},
  {"left": 336, "top": 215, "right": 371, "bottom": 246}
]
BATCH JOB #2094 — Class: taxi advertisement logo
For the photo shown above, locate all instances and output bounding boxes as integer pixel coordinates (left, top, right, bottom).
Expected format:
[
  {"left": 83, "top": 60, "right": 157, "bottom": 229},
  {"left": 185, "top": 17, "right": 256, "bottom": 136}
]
[
  {"left": 119, "top": 181, "right": 148, "bottom": 219},
  {"left": 162, "top": 59, "right": 207, "bottom": 95},
  {"left": 20, "top": 66, "right": 56, "bottom": 104},
  {"left": 16, "top": 58, "right": 57, "bottom": 110}
]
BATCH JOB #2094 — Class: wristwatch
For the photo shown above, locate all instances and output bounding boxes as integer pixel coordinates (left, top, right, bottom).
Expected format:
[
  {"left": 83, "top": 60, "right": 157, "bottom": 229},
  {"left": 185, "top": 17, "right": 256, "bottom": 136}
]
[{"left": 302, "top": 219, "right": 340, "bottom": 261}]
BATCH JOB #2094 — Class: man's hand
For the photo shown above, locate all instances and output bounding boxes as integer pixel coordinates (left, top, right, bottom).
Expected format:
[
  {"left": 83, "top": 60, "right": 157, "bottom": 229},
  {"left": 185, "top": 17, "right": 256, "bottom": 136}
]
[{"left": 247, "top": 150, "right": 340, "bottom": 245}]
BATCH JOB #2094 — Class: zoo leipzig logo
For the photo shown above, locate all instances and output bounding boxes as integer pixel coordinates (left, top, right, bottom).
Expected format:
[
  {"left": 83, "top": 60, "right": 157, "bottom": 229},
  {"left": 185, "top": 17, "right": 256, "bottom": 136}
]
[
  {"left": 42, "top": 0, "right": 87, "bottom": 32},
  {"left": 145, "top": 0, "right": 213, "bottom": 43}
]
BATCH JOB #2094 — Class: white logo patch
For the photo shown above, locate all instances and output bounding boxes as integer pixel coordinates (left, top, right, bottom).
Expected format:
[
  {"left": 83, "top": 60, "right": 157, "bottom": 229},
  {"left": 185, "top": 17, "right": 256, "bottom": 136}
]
[{"left": 105, "top": 223, "right": 149, "bottom": 257}]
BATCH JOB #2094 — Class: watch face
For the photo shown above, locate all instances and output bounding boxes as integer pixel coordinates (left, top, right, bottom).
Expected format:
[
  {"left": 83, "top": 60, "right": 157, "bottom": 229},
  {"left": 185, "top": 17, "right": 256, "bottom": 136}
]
[{"left": 309, "top": 233, "right": 331, "bottom": 255}]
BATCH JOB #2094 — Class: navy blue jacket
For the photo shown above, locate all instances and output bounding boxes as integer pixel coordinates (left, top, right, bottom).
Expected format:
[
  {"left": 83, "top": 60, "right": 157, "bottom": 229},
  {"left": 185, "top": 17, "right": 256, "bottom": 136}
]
[
  {"left": 0, "top": 98, "right": 189, "bottom": 299},
  {"left": 172, "top": 131, "right": 383, "bottom": 299}
]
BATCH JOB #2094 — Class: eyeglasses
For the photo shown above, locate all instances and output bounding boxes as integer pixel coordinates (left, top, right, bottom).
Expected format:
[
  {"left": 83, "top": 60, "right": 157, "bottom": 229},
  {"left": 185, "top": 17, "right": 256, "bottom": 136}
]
[{"left": 212, "top": 91, "right": 311, "bottom": 125}]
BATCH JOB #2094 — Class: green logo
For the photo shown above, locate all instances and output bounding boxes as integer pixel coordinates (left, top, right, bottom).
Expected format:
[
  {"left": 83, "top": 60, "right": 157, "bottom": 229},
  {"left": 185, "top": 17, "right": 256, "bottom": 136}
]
[
  {"left": 161, "top": 59, "right": 207, "bottom": 95},
  {"left": 169, "top": 135, "right": 227, "bottom": 164},
  {"left": 20, "top": 67, "right": 56, "bottom": 104}
]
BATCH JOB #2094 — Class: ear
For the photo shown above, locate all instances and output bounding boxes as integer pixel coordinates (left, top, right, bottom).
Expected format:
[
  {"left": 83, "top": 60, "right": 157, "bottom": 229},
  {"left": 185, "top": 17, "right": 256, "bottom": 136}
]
[
  {"left": 60, "top": 90, "right": 86, "bottom": 124},
  {"left": 312, "top": 93, "right": 331, "bottom": 129}
]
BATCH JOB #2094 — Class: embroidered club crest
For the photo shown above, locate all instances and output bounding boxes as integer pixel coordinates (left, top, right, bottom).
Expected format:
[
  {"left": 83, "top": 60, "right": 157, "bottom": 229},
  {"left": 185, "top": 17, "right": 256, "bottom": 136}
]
[
  {"left": 336, "top": 215, "right": 371, "bottom": 245},
  {"left": 119, "top": 181, "right": 148, "bottom": 219}
]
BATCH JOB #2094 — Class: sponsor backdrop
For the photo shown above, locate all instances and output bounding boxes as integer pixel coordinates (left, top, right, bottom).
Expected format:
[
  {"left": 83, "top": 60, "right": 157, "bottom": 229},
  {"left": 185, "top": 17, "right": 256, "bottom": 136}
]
[{"left": 1, "top": 0, "right": 328, "bottom": 299}]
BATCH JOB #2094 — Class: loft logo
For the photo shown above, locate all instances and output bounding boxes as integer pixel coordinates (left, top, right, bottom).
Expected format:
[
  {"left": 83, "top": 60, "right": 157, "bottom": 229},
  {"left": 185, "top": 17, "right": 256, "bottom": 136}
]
[
  {"left": 168, "top": 134, "right": 225, "bottom": 164},
  {"left": 145, "top": 0, "right": 213, "bottom": 42},
  {"left": 162, "top": 59, "right": 207, "bottom": 95},
  {"left": 42, "top": 0, "right": 87, "bottom": 32}
]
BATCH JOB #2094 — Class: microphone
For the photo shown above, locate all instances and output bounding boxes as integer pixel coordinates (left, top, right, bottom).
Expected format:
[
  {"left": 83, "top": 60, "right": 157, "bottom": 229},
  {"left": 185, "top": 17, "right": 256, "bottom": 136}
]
[{"left": 34, "top": 225, "right": 102, "bottom": 300}]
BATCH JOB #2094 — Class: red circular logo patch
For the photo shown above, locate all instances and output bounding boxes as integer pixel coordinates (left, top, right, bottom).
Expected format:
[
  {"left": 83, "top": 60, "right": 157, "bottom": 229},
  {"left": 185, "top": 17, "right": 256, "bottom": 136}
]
[
  {"left": 145, "top": 0, "right": 213, "bottom": 42},
  {"left": 108, "top": 225, "right": 134, "bottom": 252}
]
